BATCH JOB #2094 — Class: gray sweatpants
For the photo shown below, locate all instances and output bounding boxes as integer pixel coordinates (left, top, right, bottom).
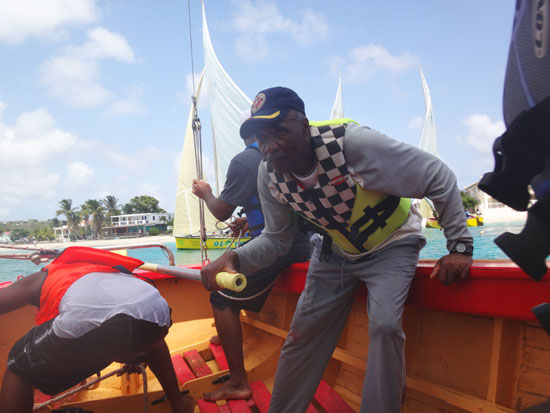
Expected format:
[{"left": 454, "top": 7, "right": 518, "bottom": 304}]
[{"left": 268, "top": 234, "right": 422, "bottom": 413}]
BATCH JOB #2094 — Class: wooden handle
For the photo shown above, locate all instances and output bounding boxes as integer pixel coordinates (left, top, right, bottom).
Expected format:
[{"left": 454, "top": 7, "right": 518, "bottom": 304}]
[{"left": 216, "top": 272, "right": 247, "bottom": 292}]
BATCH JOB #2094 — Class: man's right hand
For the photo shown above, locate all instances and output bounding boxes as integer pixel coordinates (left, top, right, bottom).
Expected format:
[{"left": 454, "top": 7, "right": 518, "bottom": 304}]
[
  {"left": 192, "top": 179, "right": 212, "bottom": 200},
  {"left": 200, "top": 251, "right": 240, "bottom": 291},
  {"left": 229, "top": 217, "right": 249, "bottom": 238}
]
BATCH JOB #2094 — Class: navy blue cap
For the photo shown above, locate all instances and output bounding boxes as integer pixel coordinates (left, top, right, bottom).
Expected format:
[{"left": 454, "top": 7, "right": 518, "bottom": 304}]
[{"left": 239, "top": 87, "right": 305, "bottom": 139}]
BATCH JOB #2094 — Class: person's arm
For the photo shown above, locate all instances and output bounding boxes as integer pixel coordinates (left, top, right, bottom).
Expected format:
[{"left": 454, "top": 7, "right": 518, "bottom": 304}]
[
  {"left": 0, "top": 271, "right": 45, "bottom": 315},
  {"left": 192, "top": 179, "right": 236, "bottom": 221},
  {"left": 200, "top": 164, "right": 295, "bottom": 290},
  {"left": 345, "top": 124, "right": 472, "bottom": 285},
  {"left": 233, "top": 164, "right": 296, "bottom": 274}
]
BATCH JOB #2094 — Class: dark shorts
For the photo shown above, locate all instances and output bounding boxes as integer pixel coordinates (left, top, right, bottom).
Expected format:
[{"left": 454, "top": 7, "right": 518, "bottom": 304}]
[
  {"left": 7, "top": 314, "right": 169, "bottom": 395},
  {"left": 211, "top": 231, "right": 312, "bottom": 313}
]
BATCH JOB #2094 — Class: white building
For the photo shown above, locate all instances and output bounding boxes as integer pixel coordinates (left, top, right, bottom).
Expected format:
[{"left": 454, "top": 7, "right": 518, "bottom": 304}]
[
  {"left": 463, "top": 182, "right": 528, "bottom": 223},
  {"left": 104, "top": 212, "right": 174, "bottom": 238},
  {"left": 110, "top": 212, "right": 174, "bottom": 227},
  {"left": 53, "top": 225, "right": 70, "bottom": 243}
]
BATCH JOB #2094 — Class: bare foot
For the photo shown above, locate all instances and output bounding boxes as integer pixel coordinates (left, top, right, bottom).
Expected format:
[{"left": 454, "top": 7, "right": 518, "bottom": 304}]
[
  {"left": 209, "top": 335, "right": 221, "bottom": 346},
  {"left": 203, "top": 380, "right": 251, "bottom": 401}
]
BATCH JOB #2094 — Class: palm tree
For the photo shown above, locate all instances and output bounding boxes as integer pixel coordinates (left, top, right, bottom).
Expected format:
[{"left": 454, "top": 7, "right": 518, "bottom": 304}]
[
  {"left": 80, "top": 202, "right": 92, "bottom": 238},
  {"left": 56, "top": 199, "right": 81, "bottom": 240},
  {"left": 103, "top": 195, "right": 121, "bottom": 219},
  {"left": 83, "top": 199, "right": 106, "bottom": 239}
]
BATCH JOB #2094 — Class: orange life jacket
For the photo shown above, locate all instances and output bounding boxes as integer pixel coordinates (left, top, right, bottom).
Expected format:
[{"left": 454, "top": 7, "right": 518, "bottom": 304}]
[{"left": 35, "top": 246, "right": 144, "bottom": 325}]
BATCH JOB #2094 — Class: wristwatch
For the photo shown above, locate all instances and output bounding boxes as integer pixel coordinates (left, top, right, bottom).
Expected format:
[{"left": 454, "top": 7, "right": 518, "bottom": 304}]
[{"left": 450, "top": 242, "right": 474, "bottom": 256}]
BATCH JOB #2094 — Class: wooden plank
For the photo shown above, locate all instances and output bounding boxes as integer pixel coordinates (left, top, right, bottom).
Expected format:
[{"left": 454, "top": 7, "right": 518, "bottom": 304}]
[
  {"left": 410, "top": 310, "right": 493, "bottom": 399},
  {"left": 518, "top": 365, "right": 550, "bottom": 396},
  {"left": 249, "top": 381, "right": 271, "bottom": 413},
  {"left": 184, "top": 349, "right": 213, "bottom": 378},
  {"left": 241, "top": 315, "right": 366, "bottom": 366},
  {"left": 227, "top": 399, "right": 252, "bottom": 412},
  {"left": 407, "top": 375, "right": 515, "bottom": 413},
  {"left": 524, "top": 325, "right": 550, "bottom": 350},
  {"left": 171, "top": 354, "right": 196, "bottom": 385},
  {"left": 523, "top": 345, "right": 550, "bottom": 371},
  {"left": 198, "top": 399, "right": 219, "bottom": 412},
  {"left": 209, "top": 343, "right": 229, "bottom": 371},
  {"left": 487, "top": 317, "right": 504, "bottom": 402},
  {"left": 313, "top": 380, "right": 354, "bottom": 413}
]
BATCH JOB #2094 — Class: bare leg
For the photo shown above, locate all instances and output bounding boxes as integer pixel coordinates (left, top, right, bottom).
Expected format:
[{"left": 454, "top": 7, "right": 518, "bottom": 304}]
[
  {"left": 144, "top": 340, "right": 194, "bottom": 413},
  {"left": 0, "top": 369, "right": 34, "bottom": 413},
  {"left": 203, "top": 306, "right": 251, "bottom": 401}
]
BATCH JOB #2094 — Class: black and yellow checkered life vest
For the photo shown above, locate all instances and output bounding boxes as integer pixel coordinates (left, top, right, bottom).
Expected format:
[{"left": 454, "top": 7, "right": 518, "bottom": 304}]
[{"left": 267, "top": 121, "right": 411, "bottom": 254}]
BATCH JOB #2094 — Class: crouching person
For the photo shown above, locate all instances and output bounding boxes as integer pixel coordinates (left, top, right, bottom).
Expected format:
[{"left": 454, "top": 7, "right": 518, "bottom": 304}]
[{"left": 0, "top": 247, "right": 192, "bottom": 413}]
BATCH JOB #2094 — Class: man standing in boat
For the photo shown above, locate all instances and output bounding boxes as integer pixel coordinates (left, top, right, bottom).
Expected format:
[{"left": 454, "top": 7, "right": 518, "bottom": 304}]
[
  {"left": 201, "top": 87, "right": 473, "bottom": 412},
  {"left": 0, "top": 247, "right": 192, "bottom": 413},
  {"left": 191, "top": 110, "right": 311, "bottom": 401}
]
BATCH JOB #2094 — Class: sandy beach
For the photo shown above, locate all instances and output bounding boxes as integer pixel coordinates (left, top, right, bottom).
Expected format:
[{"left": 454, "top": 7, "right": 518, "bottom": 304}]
[{"left": 0, "top": 235, "right": 175, "bottom": 253}]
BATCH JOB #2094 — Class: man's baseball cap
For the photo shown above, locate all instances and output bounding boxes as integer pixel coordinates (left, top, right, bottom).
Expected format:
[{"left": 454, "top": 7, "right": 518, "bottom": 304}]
[{"left": 239, "top": 87, "right": 305, "bottom": 139}]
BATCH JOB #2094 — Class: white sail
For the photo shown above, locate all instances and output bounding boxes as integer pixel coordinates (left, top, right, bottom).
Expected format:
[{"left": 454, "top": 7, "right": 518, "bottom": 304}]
[
  {"left": 418, "top": 68, "right": 438, "bottom": 220},
  {"left": 174, "top": 3, "right": 252, "bottom": 239},
  {"left": 330, "top": 72, "right": 344, "bottom": 119},
  {"left": 173, "top": 70, "right": 220, "bottom": 237},
  {"left": 419, "top": 68, "right": 439, "bottom": 158},
  {"left": 202, "top": 0, "right": 252, "bottom": 196}
]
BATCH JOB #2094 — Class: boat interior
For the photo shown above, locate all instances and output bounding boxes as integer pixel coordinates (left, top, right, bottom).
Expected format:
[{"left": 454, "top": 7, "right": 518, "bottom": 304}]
[{"left": 1, "top": 260, "right": 550, "bottom": 412}]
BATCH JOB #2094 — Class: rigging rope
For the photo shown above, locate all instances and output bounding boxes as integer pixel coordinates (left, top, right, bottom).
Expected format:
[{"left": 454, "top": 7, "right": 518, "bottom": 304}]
[
  {"left": 187, "top": 0, "right": 208, "bottom": 265},
  {"left": 32, "top": 364, "right": 149, "bottom": 412},
  {"left": 0, "top": 246, "right": 59, "bottom": 264}
]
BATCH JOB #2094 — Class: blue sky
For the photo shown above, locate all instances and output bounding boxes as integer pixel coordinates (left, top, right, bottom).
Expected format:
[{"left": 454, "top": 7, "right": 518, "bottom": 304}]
[{"left": 0, "top": 0, "right": 514, "bottom": 221}]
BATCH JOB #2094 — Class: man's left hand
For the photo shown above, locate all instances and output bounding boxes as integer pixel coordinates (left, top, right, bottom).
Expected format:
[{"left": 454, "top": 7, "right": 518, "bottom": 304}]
[{"left": 429, "top": 253, "right": 472, "bottom": 286}]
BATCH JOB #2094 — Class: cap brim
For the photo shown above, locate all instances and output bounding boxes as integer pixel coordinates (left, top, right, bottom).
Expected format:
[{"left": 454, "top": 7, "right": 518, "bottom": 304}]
[{"left": 239, "top": 108, "right": 289, "bottom": 139}]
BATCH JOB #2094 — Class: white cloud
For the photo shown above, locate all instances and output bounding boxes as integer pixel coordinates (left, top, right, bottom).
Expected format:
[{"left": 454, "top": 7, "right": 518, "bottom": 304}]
[
  {"left": 39, "top": 27, "right": 136, "bottom": 108},
  {"left": 461, "top": 114, "right": 505, "bottom": 154},
  {"left": 0, "top": 107, "right": 78, "bottom": 167},
  {"left": 64, "top": 161, "right": 95, "bottom": 190},
  {"left": 0, "top": 0, "right": 99, "bottom": 45},
  {"left": 0, "top": 104, "right": 75, "bottom": 217},
  {"left": 231, "top": 0, "right": 329, "bottom": 62},
  {"left": 40, "top": 56, "right": 113, "bottom": 107},
  {"left": 329, "top": 44, "right": 419, "bottom": 84},
  {"left": 408, "top": 116, "right": 424, "bottom": 129},
  {"left": 73, "top": 27, "right": 136, "bottom": 62},
  {"left": 106, "top": 85, "right": 147, "bottom": 116},
  {"left": 235, "top": 34, "right": 269, "bottom": 64},
  {"left": 0, "top": 101, "right": 174, "bottom": 220}
]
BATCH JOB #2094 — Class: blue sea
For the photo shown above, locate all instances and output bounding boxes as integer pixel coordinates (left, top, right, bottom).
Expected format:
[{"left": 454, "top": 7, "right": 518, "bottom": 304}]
[{"left": 0, "top": 221, "right": 525, "bottom": 283}]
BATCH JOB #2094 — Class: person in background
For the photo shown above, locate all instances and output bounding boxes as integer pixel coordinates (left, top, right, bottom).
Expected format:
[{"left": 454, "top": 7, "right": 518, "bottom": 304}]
[
  {"left": 200, "top": 87, "right": 473, "bottom": 412},
  {"left": 0, "top": 247, "right": 192, "bottom": 413},
  {"left": 191, "top": 110, "right": 311, "bottom": 401}
]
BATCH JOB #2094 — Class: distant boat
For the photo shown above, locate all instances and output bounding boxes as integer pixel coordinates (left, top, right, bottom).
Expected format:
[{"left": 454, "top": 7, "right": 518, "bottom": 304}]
[
  {"left": 416, "top": 69, "right": 483, "bottom": 229},
  {"left": 426, "top": 216, "right": 484, "bottom": 229},
  {"left": 173, "top": 2, "right": 251, "bottom": 250}
]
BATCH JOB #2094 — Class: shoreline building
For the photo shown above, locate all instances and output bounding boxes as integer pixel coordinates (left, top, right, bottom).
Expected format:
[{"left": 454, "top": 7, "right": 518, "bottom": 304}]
[
  {"left": 463, "top": 182, "right": 529, "bottom": 223},
  {"left": 104, "top": 212, "right": 174, "bottom": 239}
]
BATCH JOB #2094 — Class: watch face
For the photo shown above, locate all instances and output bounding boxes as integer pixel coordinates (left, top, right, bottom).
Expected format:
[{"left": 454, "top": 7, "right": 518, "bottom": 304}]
[{"left": 455, "top": 243, "right": 466, "bottom": 253}]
